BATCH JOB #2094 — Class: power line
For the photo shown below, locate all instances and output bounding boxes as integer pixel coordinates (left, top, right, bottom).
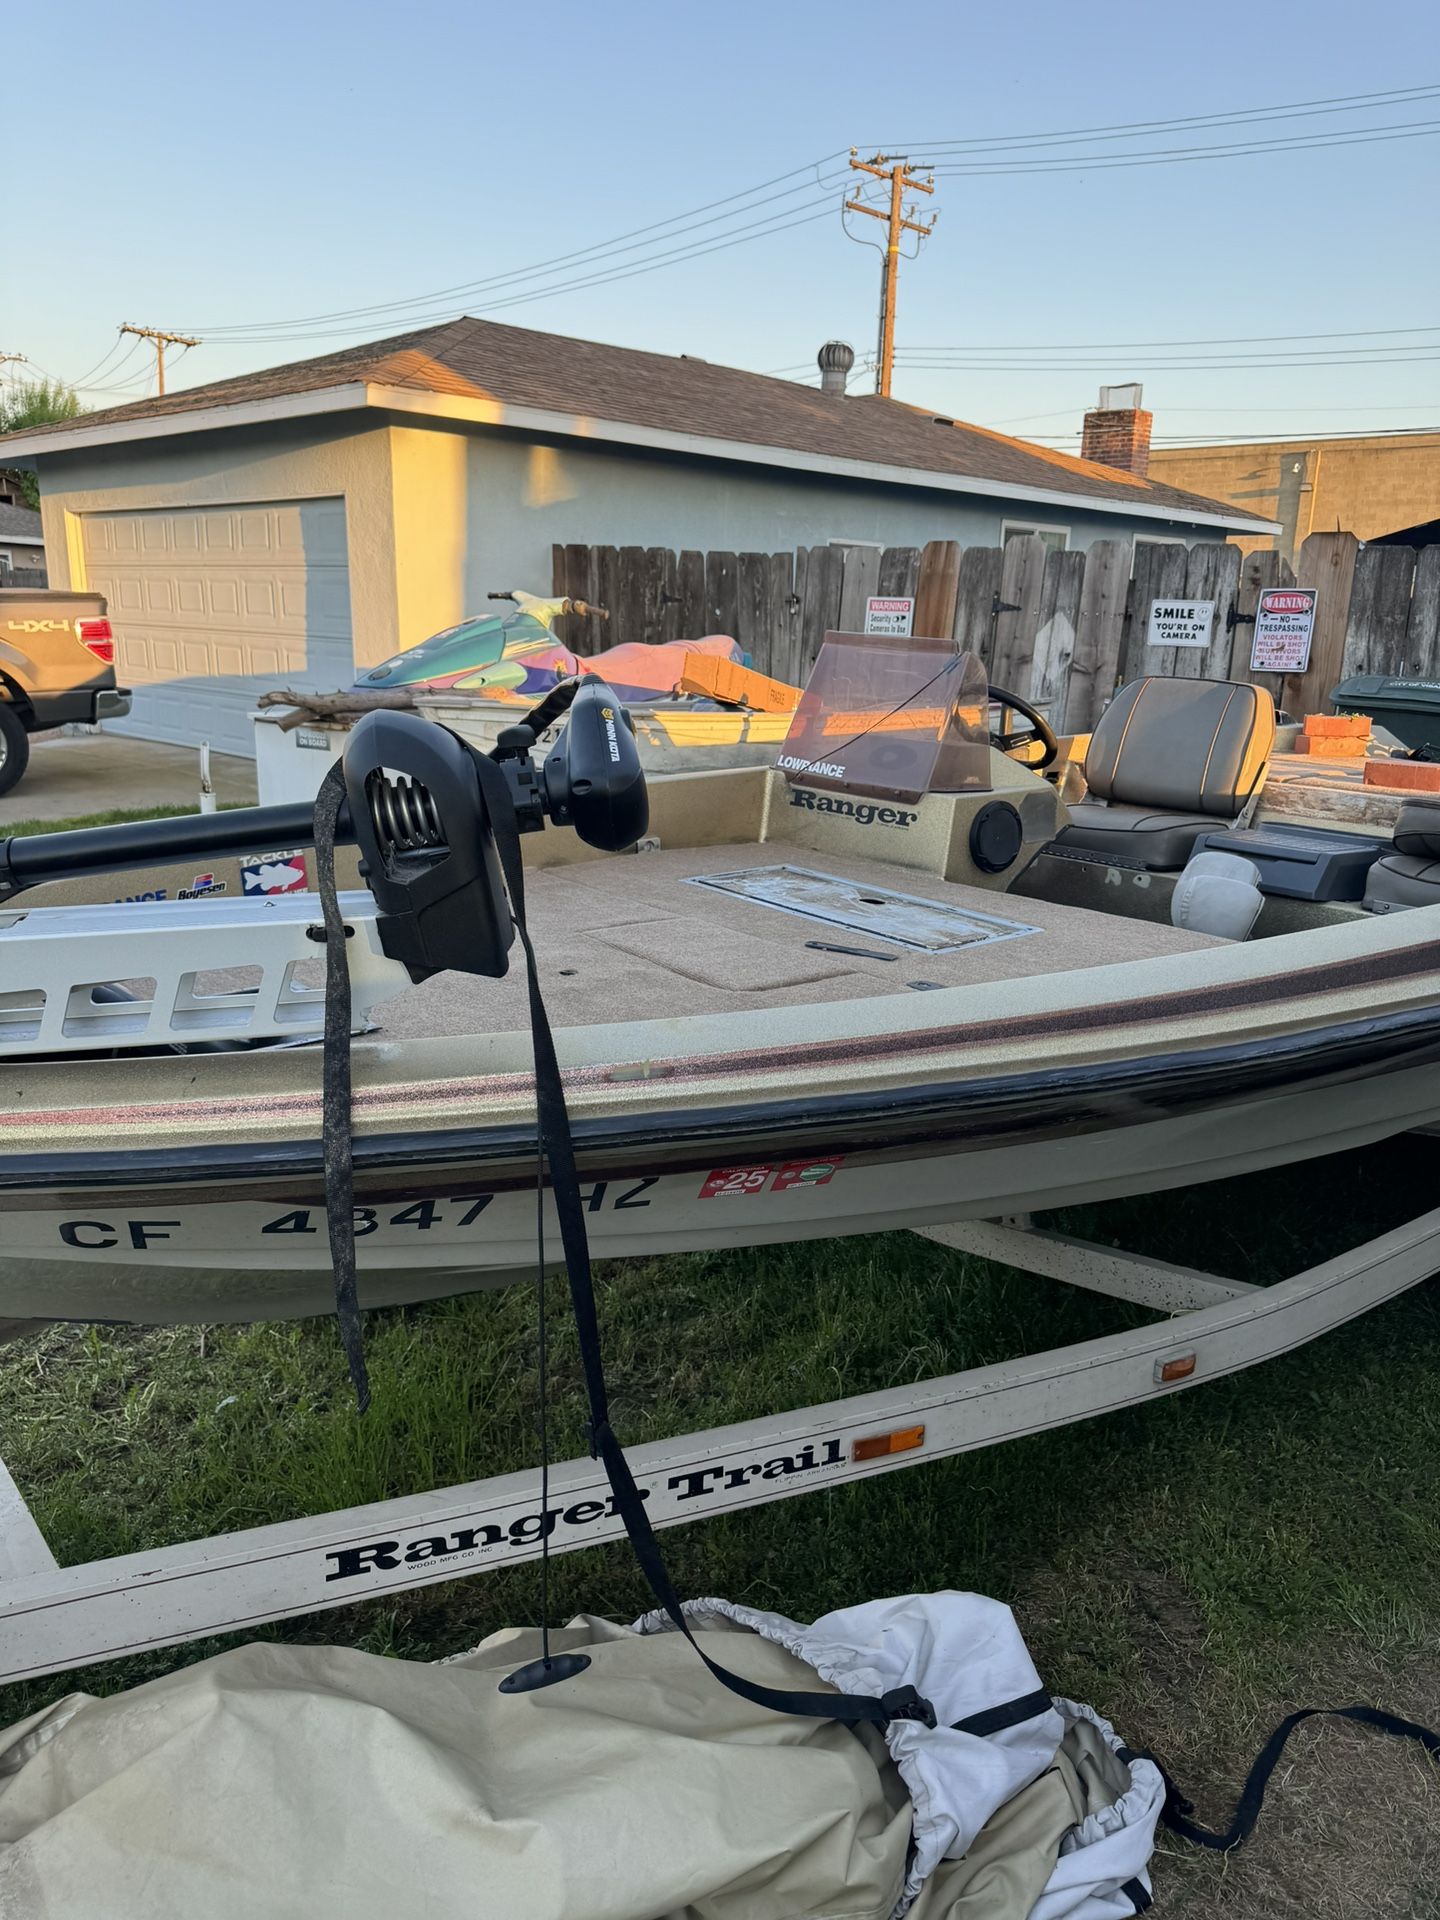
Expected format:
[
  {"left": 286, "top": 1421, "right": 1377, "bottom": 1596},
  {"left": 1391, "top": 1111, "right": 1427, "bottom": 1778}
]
[
  {"left": 927, "top": 120, "right": 1440, "bottom": 177},
  {"left": 894, "top": 353, "right": 1440, "bottom": 372},
  {"left": 899, "top": 325, "right": 1440, "bottom": 353},
  {"left": 189, "top": 155, "right": 852, "bottom": 336},
  {"left": 882, "top": 83, "right": 1440, "bottom": 153},
  {"left": 177, "top": 85, "right": 1440, "bottom": 350}
]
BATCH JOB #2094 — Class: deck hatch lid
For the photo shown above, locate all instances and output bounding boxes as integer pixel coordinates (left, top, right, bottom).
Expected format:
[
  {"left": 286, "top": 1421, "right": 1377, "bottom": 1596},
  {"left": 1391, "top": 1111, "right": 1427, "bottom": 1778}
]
[{"left": 684, "top": 864, "right": 1043, "bottom": 952}]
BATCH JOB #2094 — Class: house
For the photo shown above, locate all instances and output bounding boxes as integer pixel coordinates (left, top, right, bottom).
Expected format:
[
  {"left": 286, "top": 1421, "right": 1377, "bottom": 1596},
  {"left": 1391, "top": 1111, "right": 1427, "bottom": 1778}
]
[
  {"left": 1147, "top": 429, "right": 1440, "bottom": 565},
  {"left": 0, "top": 501, "right": 46, "bottom": 582},
  {"left": 0, "top": 319, "right": 1273, "bottom": 756}
]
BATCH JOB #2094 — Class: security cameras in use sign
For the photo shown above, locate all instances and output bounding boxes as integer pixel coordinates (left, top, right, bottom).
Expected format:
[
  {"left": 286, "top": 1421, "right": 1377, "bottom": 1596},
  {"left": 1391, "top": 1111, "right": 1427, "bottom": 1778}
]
[
  {"left": 1147, "top": 600, "right": 1216, "bottom": 649},
  {"left": 1250, "top": 587, "right": 1318, "bottom": 675}
]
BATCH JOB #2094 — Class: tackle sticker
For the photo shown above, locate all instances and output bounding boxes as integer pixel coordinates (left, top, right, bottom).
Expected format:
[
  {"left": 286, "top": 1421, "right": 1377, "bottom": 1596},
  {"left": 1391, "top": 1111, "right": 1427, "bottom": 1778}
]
[
  {"left": 241, "top": 850, "right": 309, "bottom": 895},
  {"left": 699, "top": 1166, "right": 774, "bottom": 1199}
]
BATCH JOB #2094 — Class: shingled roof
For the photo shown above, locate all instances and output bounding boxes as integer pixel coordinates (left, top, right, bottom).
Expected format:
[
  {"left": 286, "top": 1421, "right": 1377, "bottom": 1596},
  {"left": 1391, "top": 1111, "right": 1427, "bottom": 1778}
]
[{"left": 0, "top": 316, "right": 1270, "bottom": 528}]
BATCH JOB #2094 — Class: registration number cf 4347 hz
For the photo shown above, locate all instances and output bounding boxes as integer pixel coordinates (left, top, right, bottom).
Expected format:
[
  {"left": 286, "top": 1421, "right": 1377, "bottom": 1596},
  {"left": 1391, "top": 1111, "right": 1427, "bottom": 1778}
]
[{"left": 52, "top": 1180, "right": 660, "bottom": 1251}]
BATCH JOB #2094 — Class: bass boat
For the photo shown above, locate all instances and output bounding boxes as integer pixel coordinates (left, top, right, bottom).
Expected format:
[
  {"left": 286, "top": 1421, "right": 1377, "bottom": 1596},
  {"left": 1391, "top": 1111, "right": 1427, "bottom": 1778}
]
[{"left": 4, "top": 644, "right": 1440, "bottom": 1328}]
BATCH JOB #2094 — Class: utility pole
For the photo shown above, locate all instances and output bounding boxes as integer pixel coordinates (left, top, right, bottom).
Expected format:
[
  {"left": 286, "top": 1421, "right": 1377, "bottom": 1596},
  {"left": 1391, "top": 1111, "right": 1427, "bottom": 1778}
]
[
  {"left": 845, "top": 153, "right": 936, "bottom": 399},
  {"left": 120, "top": 323, "right": 200, "bottom": 397}
]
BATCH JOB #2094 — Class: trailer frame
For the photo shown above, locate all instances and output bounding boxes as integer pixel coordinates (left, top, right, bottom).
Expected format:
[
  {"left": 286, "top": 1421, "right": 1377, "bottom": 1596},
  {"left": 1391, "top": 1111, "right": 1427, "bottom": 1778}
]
[{"left": 2, "top": 1201, "right": 1438, "bottom": 1685}]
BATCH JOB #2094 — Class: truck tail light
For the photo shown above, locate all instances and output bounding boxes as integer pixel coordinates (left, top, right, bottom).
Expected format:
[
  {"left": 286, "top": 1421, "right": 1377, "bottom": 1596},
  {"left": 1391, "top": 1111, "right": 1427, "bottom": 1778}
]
[{"left": 76, "top": 617, "right": 115, "bottom": 665}]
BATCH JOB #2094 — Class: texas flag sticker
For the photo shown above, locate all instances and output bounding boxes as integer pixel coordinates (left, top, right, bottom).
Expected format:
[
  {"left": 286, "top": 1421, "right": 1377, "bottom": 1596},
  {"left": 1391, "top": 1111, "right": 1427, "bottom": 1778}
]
[{"left": 241, "top": 851, "right": 309, "bottom": 895}]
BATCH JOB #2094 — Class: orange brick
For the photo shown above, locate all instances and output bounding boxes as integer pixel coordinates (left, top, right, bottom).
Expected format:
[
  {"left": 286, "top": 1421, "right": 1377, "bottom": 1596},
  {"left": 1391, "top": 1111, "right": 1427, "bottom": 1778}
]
[
  {"left": 1292, "top": 736, "right": 1368, "bottom": 757},
  {"left": 1362, "top": 759, "right": 1440, "bottom": 792},
  {"left": 1304, "top": 712, "right": 1370, "bottom": 738}
]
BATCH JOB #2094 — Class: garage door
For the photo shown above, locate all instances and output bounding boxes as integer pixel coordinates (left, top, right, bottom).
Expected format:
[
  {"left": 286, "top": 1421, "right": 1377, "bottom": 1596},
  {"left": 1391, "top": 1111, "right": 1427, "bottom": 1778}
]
[{"left": 81, "top": 499, "right": 353, "bottom": 758}]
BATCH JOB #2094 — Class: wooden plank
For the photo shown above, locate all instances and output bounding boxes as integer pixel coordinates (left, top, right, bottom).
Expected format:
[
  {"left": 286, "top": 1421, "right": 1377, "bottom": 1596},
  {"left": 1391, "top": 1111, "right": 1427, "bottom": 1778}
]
[
  {"left": 654, "top": 547, "right": 681, "bottom": 646},
  {"left": 1124, "top": 540, "right": 1188, "bottom": 680},
  {"left": 990, "top": 533, "right": 1048, "bottom": 695},
  {"left": 1292, "top": 531, "right": 1358, "bottom": 714},
  {"left": 1183, "top": 541, "right": 1241, "bottom": 681},
  {"left": 1064, "top": 538, "right": 1129, "bottom": 730},
  {"left": 1405, "top": 545, "right": 1440, "bottom": 678},
  {"left": 1032, "top": 548, "right": 1085, "bottom": 713},
  {"left": 914, "top": 539, "right": 961, "bottom": 640},
  {"left": 737, "top": 552, "right": 772, "bottom": 665},
  {"left": 769, "top": 549, "right": 800, "bottom": 684},
  {"left": 593, "top": 546, "right": 622, "bottom": 656},
  {"left": 676, "top": 550, "right": 706, "bottom": 645},
  {"left": 836, "top": 544, "right": 882, "bottom": 634},
  {"left": 1342, "top": 545, "right": 1417, "bottom": 678},
  {"left": 554, "top": 543, "right": 596, "bottom": 652},
  {"left": 616, "top": 546, "right": 648, "bottom": 647},
  {"left": 878, "top": 546, "right": 920, "bottom": 598},
  {"left": 704, "top": 550, "right": 739, "bottom": 641},
  {"left": 800, "top": 544, "right": 844, "bottom": 675},
  {"left": 952, "top": 545, "right": 1003, "bottom": 663}
]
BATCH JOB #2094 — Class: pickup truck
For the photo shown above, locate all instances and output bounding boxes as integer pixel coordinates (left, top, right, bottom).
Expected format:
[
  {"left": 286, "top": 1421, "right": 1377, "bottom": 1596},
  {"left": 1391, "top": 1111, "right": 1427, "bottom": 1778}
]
[{"left": 0, "top": 588, "right": 131, "bottom": 797}]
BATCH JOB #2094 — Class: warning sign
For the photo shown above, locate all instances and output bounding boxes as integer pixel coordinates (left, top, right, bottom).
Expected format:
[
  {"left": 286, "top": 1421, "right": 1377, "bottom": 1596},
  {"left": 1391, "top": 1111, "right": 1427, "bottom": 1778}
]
[
  {"left": 1147, "top": 600, "right": 1216, "bottom": 650},
  {"left": 864, "top": 596, "right": 916, "bottom": 637},
  {"left": 1250, "top": 587, "right": 1318, "bottom": 675}
]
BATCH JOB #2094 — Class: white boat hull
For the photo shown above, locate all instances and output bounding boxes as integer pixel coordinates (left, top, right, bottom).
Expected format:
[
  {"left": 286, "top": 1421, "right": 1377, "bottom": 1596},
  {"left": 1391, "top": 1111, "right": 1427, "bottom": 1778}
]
[{"left": 5, "top": 1056, "right": 1437, "bottom": 1325}]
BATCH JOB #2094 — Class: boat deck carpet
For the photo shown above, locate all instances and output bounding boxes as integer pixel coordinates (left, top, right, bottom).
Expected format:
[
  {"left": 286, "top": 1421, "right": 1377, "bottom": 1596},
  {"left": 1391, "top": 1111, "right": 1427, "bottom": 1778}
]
[{"left": 374, "top": 842, "right": 1220, "bottom": 1038}]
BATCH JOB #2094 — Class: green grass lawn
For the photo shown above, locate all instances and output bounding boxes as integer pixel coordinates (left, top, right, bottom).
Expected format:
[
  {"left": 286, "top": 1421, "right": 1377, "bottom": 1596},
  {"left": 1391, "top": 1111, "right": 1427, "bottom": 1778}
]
[{"left": 2, "top": 806, "right": 1436, "bottom": 1912}]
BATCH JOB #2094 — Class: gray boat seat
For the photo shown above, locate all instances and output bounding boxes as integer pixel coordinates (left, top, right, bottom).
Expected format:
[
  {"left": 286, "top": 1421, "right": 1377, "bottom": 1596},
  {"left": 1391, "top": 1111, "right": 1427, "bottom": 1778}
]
[
  {"left": 1364, "top": 797, "right": 1440, "bottom": 911},
  {"left": 1058, "top": 676, "right": 1276, "bottom": 870}
]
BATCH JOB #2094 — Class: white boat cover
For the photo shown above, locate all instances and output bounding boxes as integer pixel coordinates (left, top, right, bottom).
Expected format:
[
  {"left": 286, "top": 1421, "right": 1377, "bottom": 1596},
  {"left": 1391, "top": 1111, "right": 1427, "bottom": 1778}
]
[{"left": 0, "top": 1592, "right": 1162, "bottom": 1920}]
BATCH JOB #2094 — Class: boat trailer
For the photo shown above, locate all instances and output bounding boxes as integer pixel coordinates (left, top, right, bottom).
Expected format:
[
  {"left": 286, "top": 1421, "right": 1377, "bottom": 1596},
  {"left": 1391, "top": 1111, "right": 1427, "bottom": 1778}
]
[{"left": 4, "top": 1197, "right": 1437, "bottom": 1685}]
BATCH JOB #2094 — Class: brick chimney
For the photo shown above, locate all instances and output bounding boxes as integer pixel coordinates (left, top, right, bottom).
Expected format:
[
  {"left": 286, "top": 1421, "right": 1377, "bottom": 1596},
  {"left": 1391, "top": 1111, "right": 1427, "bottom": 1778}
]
[{"left": 1080, "top": 383, "right": 1152, "bottom": 476}]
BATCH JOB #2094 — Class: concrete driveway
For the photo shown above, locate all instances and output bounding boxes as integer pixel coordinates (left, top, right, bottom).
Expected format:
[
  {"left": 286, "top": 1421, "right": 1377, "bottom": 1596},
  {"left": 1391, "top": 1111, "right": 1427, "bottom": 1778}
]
[{"left": 1, "top": 731, "right": 258, "bottom": 827}]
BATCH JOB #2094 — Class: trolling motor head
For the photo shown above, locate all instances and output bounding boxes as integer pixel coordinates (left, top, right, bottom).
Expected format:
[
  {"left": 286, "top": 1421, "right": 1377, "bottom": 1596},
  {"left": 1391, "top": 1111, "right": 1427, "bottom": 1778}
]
[{"left": 344, "top": 677, "right": 648, "bottom": 983}]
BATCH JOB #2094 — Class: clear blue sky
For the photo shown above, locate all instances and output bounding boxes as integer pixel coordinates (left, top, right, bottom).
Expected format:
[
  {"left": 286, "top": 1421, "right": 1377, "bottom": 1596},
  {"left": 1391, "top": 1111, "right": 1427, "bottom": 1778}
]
[{"left": 11, "top": 0, "right": 1438, "bottom": 448}]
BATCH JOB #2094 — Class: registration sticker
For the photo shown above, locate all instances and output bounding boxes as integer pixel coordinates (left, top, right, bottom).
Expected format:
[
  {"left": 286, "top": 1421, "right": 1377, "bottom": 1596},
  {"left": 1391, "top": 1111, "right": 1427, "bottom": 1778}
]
[
  {"left": 699, "top": 1166, "right": 774, "bottom": 1199},
  {"left": 772, "top": 1159, "right": 842, "bottom": 1190}
]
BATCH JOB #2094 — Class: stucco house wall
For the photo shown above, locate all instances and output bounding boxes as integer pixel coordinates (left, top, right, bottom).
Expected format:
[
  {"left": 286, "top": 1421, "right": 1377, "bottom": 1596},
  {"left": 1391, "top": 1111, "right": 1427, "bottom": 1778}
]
[{"left": 37, "top": 410, "right": 1226, "bottom": 675}]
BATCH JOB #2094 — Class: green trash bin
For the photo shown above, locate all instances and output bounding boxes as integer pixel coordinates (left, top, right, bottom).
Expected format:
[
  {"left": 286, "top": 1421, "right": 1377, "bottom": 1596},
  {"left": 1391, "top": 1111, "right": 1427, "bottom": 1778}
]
[{"left": 1330, "top": 673, "right": 1440, "bottom": 754}]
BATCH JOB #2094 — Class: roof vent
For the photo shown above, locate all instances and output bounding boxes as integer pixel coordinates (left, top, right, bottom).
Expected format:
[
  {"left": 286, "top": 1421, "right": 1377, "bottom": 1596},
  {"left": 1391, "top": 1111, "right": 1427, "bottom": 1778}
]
[
  {"left": 933, "top": 415, "right": 954, "bottom": 427},
  {"left": 817, "top": 340, "right": 856, "bottom": 395}
]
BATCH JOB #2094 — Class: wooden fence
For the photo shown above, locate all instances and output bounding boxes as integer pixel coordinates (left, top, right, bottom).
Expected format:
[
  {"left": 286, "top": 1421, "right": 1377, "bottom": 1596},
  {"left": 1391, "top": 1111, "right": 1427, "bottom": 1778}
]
[{"left": 554, "top": 532, "right": 1440, "bottom": 727}]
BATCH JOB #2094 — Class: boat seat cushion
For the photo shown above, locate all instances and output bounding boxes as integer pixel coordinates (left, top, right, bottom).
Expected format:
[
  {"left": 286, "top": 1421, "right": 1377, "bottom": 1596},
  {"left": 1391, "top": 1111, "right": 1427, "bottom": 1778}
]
[
  {"left": 1083, "top": 676, "right": 1276, "bottom": 815},
  {"left": 1059, "top": 803, "right": 1216, "bottom": 869},
  {"left": 1391, "top": 797, "right": 1440, "bottom": 860},
  {"left": 1054, "top": 676, "right": 1276, "bottom": 871},
  {"left": 1364, "top": 851, "right": 1440, "bottom": 912}
]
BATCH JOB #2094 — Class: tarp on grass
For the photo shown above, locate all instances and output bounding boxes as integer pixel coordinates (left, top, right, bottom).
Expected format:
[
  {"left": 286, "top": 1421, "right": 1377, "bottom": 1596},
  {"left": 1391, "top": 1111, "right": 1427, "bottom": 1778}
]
[{"left": 0, "top": 1593, "right": 1162, "bottom": 1920}]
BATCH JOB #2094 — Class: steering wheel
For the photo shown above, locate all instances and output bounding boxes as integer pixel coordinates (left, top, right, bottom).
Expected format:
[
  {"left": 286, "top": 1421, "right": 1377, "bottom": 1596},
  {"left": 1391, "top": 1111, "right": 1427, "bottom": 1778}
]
[{"left": 987, "top": 682, "right": 1059, "bottom": 770}]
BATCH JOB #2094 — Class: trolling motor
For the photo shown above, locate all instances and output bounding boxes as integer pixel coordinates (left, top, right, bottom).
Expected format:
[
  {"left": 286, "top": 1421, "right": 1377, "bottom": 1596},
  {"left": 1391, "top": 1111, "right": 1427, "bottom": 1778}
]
[{"left": 347, "top": 677, "right": 647, "bottom": 981}]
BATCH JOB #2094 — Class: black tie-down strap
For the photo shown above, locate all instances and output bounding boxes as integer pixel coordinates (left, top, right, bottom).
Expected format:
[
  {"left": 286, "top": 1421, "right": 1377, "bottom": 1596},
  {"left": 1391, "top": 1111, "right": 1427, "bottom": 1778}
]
[
  {"left": 315, "top": 758, "right": 370, "bottom": 1414},
  {"left": 1140, "top": 1704, "right": 1440, "bottom": 1853},
  {"left": 312, "top": 747, "right": 932, "bottom": 1733},
  {"left": 465, "top": 749, "right": 934, "bottom": 1734}
]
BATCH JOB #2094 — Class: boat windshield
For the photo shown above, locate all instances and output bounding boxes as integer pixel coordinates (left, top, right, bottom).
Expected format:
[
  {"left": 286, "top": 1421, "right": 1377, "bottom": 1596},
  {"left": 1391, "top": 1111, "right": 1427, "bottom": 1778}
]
[{"left": 776, "top": 634, "right": 991, "bottom": 802}]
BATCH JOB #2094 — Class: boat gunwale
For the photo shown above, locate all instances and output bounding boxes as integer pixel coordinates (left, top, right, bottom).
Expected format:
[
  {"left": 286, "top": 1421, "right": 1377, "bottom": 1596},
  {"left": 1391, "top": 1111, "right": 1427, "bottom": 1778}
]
[{"left": 2, "top": 997, "right": 1438, "bottom": 1197}]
